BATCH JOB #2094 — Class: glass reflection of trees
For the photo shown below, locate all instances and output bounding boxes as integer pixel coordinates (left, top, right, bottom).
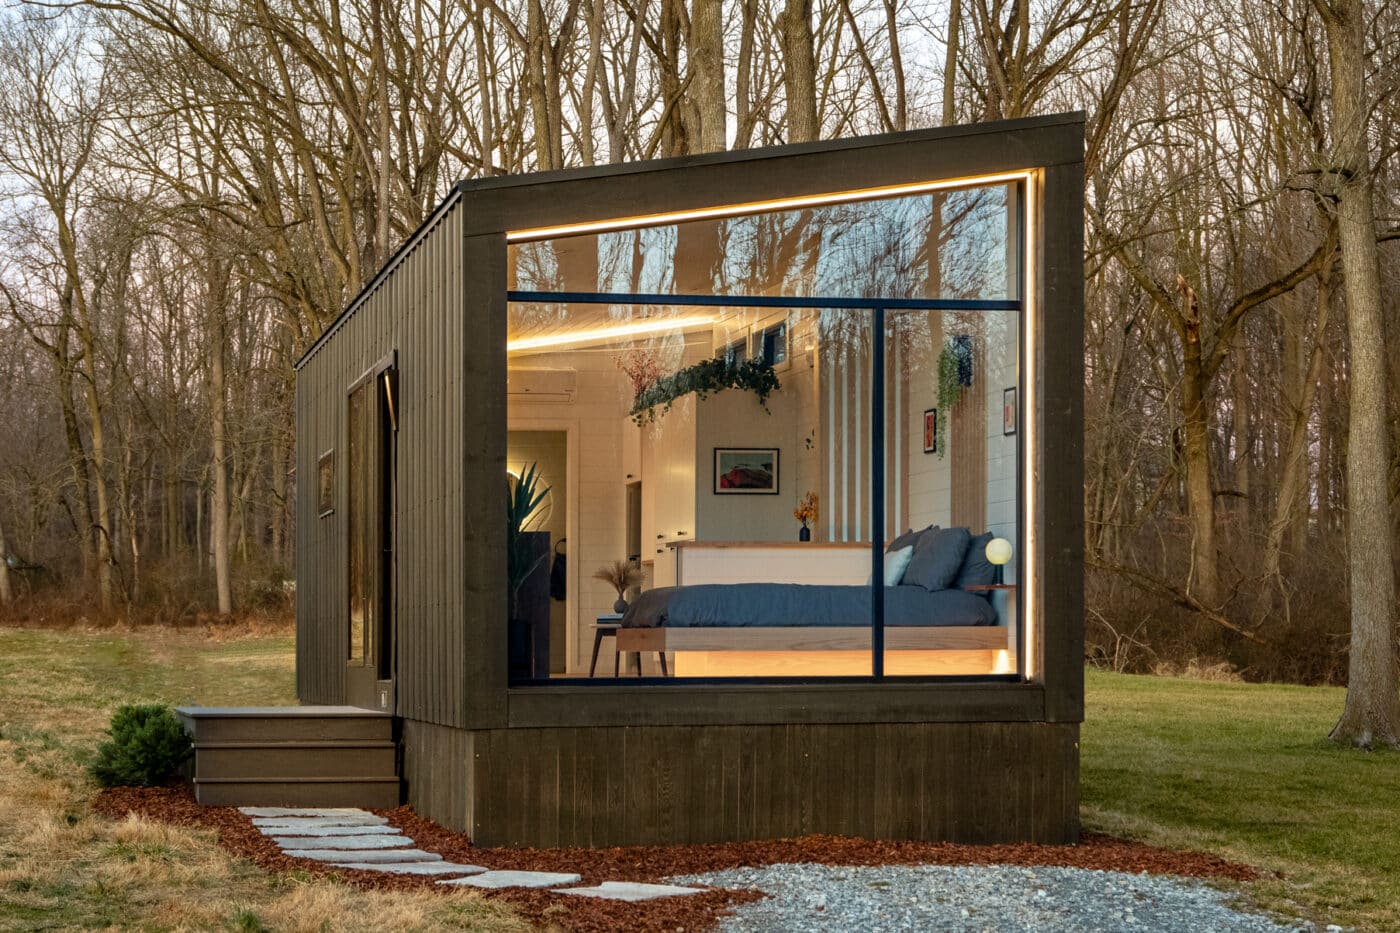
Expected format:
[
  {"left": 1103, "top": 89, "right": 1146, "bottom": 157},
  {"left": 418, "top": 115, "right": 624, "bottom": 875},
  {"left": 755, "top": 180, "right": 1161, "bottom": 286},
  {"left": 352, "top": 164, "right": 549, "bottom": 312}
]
[{"left": 508, "top": 184, "right": 1012, "bottom": 302}]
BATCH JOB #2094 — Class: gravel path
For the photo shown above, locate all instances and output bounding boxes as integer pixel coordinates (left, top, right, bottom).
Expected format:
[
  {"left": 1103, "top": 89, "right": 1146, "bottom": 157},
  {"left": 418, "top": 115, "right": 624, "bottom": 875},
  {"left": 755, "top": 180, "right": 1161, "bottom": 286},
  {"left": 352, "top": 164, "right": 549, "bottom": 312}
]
[{"left": 671, "top": 864, "right": 1318, "bottom": 932}]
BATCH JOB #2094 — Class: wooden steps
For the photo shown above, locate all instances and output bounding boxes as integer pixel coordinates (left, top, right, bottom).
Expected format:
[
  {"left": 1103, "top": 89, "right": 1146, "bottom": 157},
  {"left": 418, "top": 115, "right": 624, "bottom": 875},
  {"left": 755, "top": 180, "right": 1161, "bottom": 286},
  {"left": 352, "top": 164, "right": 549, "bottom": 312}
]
[{"left": 177, "top": 707, "right": 400, "bottom": 809}]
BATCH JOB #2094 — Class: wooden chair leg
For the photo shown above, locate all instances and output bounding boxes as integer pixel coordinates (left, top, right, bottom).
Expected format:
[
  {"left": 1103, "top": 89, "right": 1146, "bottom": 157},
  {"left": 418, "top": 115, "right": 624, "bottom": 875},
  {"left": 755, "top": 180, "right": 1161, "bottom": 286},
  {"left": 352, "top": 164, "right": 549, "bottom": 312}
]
[{"left": 589, "top": 628, "right": 605, "bottom": 677}]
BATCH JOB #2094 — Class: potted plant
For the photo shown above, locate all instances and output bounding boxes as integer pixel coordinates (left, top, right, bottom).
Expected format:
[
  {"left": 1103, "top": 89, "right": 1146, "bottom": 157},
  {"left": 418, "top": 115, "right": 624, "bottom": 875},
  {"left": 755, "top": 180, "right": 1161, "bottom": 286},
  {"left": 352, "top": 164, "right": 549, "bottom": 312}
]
[
  {"left": 507, "top": 463, "right": 551, "bottom": 678},
  {"left": 593, "top": 559, "right": 643, "bottom": 613},
  {"left": 794, "top": 491, "right": 818, "bottom": 541}
]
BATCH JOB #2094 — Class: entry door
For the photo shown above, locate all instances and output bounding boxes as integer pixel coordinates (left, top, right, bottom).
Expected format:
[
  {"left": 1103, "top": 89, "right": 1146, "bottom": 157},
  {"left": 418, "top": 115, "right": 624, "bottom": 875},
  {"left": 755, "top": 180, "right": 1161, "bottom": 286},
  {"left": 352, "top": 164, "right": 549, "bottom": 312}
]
[{"left": 346, "top": 364, "right": 397, "bottom": 710}]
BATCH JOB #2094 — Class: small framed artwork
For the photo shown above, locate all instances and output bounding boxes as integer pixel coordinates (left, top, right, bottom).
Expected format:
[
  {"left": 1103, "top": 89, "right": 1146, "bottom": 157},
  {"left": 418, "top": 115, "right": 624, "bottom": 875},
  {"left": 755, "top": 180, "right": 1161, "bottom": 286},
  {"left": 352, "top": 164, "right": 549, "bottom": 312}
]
[
  {"left": 317, "top": 449, "right": 336, "bottom": 517},
  {"left": 1003, "top": 387, "right": 1017, "bottom": 436},
  {"left": 923, "top": 408, "right": 938, "bottom": 454},
  {"left": 714, "top": 447, "right": 779, "bottom": 494}
]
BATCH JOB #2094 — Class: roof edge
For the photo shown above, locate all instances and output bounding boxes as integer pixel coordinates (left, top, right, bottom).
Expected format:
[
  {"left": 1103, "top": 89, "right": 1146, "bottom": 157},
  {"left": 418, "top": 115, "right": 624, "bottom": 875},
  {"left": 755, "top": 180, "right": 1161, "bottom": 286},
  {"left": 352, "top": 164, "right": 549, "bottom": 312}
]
[{"left": 455, "top": 112, "right": 1085, "bottom": 195}]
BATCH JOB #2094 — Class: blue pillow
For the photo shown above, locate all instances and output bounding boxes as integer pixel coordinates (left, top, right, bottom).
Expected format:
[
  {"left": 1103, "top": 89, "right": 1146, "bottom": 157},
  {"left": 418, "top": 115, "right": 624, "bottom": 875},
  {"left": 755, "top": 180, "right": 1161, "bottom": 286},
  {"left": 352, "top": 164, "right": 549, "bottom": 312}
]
[
  {"left": 956, "top": 531, "right": 998, "bottom": 595},
  {"left": 887, "top": 524, "right": 934, "bottom": 554},
  {"left": 902, "top": 527, "right": 971, "bottom": 592}
]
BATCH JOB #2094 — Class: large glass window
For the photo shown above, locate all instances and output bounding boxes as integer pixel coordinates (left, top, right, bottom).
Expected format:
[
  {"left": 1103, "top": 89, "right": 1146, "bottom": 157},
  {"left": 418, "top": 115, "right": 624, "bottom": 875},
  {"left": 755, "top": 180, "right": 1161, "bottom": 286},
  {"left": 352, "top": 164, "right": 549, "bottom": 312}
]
[{"left": 505, "top": 179, "right": 1026, "bottom": 683}]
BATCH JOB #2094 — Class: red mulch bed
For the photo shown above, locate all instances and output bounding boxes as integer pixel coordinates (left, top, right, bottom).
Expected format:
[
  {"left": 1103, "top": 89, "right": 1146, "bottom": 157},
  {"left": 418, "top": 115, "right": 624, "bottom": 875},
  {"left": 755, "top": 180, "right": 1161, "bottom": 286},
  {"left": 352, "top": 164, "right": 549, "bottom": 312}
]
[{"left": 94, "top": 785, "right": 1260, "bottom": 932}]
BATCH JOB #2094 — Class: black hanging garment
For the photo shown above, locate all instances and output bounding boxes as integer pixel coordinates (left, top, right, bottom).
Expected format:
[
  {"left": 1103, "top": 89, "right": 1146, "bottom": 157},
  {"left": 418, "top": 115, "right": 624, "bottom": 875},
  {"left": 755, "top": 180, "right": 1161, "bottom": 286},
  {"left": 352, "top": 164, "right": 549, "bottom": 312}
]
[{"left": 549, "top": 540, "right": 567, "bottom": 601}]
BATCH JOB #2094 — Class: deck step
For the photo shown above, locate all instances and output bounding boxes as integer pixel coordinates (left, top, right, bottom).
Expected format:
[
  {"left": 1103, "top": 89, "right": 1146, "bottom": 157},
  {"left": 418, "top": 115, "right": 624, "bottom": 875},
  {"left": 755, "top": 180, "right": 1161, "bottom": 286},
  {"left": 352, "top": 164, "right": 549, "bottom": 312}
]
[
  {"left": 176, "top": 706, "right": 393, "bottom": 744},
  {"left": 177, "top": 707, "right": 401, "bottom": 809},
  {"left": 192, "top": 777, "right": 401, "bottom": 809},
  {"left": 193, "top": 743, "right": 397, "bottom": 780}
]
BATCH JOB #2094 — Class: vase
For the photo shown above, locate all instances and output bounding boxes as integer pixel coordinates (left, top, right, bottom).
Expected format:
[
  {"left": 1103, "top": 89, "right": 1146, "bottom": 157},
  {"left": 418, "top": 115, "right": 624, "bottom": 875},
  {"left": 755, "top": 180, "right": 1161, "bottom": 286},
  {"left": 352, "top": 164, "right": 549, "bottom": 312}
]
[
  {"left": 507, "top": 618, "right": 533, "bottom": 680},
  {"left": 799, "top": 524, "right": 811, "bottom": 542},
  {"left": 613, "top": 596, "right": 629, "bottom": 613}
]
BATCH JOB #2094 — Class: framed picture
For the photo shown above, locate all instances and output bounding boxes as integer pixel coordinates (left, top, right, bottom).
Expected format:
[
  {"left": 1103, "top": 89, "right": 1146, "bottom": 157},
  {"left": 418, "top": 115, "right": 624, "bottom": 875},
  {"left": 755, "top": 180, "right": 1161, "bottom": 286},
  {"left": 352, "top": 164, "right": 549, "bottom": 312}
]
[
  {"left": 714, "top": 447, "right": 779, "bottom": 494},
  {"left": 317, "top": 449, "right": 335, "bottom": 517},
  {"left": 923, "top": 408, "right": 938, "bottom": 454},
  {"left": 1003, "top": 387, "right": 1017, "bottom": 436}
]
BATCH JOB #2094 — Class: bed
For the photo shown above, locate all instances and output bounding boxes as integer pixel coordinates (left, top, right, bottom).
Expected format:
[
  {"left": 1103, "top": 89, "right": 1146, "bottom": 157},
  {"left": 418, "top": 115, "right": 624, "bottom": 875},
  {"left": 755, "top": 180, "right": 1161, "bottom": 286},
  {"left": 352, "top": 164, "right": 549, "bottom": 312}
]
[{"left": 617, "top": 583, "right": 1009, "bottom": 676}]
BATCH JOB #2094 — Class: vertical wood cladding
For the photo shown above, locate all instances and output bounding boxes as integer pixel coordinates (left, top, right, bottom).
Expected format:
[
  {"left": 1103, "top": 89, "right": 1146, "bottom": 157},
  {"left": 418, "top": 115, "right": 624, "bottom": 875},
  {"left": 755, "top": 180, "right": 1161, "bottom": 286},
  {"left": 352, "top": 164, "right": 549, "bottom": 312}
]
[
  {"left": 401, "top": 718, "right": 472, "bottom": 830},
  {"left": 296, "top": 195, "right": 467, "bottom": 727},
  {"left": 436, "top": 721, "right": 1078, "bottom": 847}
]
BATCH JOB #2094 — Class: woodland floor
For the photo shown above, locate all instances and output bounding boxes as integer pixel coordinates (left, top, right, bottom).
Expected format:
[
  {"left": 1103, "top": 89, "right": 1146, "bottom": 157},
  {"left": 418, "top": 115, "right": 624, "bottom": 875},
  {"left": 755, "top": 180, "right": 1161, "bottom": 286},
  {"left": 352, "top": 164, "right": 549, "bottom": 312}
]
[{"left": 0, "top": 623, "right": 1392, "bottom": 930}]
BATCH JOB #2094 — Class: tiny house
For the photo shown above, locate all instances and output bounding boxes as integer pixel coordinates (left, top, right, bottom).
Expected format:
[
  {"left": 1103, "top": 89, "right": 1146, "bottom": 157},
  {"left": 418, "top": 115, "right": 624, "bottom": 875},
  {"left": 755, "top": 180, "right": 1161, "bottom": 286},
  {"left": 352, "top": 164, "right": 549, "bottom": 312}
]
[{"left": 294, "top": 113, "right": 1085, "bottom": 847}]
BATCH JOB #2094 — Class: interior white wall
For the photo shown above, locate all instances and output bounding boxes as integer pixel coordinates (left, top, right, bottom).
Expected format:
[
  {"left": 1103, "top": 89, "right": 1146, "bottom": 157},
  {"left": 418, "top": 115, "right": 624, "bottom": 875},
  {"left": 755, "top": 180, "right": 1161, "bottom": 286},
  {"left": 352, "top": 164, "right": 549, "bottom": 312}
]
[
  {"left": 903, "top": 312, "right": 1019, "bottom": 582},
  {"left": 509, "top": 353, "right": 631, "bottom": 673}
]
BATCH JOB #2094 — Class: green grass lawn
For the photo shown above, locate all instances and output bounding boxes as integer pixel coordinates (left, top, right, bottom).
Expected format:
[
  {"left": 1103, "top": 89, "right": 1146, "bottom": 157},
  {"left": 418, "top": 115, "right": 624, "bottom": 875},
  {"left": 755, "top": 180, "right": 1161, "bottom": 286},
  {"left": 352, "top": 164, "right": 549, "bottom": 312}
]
[
  {"left": 0, "top": 626, "right": 524, "bottom": 932},
  {"left": 0, "top": 627, "right": 1394, "bottom": 931},
  {"left": 1082, "top": 669, "right": 1400, "bottom": 931}
]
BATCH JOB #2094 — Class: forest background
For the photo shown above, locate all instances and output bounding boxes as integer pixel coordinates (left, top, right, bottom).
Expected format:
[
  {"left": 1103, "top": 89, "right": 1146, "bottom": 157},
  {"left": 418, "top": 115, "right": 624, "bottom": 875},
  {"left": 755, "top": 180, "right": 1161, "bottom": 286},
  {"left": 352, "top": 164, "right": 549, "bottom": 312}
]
[{"left": 0, "top": 0, "right": 1396, "bottom": 733}]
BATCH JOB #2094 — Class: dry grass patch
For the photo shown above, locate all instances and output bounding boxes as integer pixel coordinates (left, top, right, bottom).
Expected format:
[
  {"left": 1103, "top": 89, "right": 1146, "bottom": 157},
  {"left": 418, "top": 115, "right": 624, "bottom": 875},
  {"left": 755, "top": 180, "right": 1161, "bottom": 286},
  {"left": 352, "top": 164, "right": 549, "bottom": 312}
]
[{"left": 0, "top": 626, "right": 527, "bottom": 932}]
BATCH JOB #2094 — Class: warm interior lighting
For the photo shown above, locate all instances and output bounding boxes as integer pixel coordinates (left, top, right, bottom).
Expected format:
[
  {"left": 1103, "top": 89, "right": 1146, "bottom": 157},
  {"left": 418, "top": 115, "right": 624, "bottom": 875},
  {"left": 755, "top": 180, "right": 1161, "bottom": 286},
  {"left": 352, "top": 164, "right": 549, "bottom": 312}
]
[
  {"left": 506, "top": 171, "right": 1037, "bottom": 242},
  {"left": 1021, "top": 171, "right": 1039, "bottom": 681},
  {"left": 507, "top": 315, "right": 718, "bottom": 353},
  {"left": 986, "top": 536, "right": 1013, "bottom": 587},
  {"left": 992, "top": 649, "right": 1014, "bottom": 674}
]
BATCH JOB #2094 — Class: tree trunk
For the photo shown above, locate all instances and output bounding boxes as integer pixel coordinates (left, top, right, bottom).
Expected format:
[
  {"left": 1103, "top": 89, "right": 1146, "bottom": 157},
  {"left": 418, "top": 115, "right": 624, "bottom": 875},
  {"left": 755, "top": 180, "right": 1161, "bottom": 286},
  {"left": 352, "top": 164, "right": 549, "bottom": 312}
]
[
  {"left": 0, "top": 510, "right": 13, "bottom": 605},
  {"left": 1177, "top": 278, "right": 1220, "bottom": 608},
  {"left": 1314, "top": 0, "right": 1400, "bottom": 747},
  {"left": 209, "top": 288, "right": 234, "bottom": 616},
  {"left": 780, "top": 0, "right": 818, "bottom": 142},
  {"left": 1264, "top": 263, "right": 1332, "bottom": 581},
  {"left": 689, "top": 0, "right": 726, "bottom": 152}
]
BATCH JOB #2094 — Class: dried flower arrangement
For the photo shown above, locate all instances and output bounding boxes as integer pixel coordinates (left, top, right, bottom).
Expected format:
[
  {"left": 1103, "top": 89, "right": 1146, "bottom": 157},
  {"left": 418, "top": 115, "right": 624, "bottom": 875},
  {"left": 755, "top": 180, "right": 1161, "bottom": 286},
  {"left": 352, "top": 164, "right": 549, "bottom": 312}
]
[
  {"left": 593, "top": 559, "right": 643, "bottom": 599},
  {"left": 794, "top": 492, "right": 818, "bottom": 526},
  {"left": 616, "top": 349, "right": 662, "bottom": 399}
]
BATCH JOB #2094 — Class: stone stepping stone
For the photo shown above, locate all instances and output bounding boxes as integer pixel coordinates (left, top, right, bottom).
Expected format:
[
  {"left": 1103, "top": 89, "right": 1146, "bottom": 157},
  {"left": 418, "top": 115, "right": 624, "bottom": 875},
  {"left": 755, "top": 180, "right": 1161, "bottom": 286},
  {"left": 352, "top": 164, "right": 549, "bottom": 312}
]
[
  {"left": 240, "top": 807, "right": 373, "bottom": 818},
  {"left": 253, "top": 815, "right": 388, "bottom": 830},
  {"left": 271, "top": 834, "right": 408, "bottom": 851},
  {"left": 284, "top": 848, "right": 443, "bottom": 864},
  {"left": 331, "top": 861, "right": 489, "bottom": 876},
  {"left": 257, "top": 823, "right": 402, "bottom": 838},
  {"left": 554, "top": 881, "right": 705, "bottom": 902},
  {"left": 439, "top": 870, "right": 582, "bottom": 889}
]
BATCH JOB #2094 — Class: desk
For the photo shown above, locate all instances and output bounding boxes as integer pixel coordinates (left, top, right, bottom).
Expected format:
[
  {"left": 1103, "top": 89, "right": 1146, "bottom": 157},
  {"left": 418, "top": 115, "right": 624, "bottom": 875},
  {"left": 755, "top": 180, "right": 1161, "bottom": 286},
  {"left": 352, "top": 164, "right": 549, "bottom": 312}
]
[{"left": 590, "top": 614, "right": 669, "bottom": 677}]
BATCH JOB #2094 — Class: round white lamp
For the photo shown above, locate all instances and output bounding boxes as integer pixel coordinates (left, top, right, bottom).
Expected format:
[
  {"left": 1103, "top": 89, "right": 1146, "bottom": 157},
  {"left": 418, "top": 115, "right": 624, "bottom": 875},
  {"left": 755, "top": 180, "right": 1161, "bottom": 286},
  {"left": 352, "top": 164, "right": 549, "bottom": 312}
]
[{"left": 985, "top": 537, "right": 1013, "bottom": 585}]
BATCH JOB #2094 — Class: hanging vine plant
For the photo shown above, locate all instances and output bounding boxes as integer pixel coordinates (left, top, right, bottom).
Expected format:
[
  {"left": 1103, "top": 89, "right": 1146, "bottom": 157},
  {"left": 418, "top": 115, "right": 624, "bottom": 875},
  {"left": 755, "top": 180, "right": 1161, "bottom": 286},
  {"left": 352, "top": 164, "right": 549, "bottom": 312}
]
[
  {"left": 934, "top": 336, "right": 974, "bottom": 458},
  {"left": 630, "top": 357, "right": 781, "bottom": 425}
]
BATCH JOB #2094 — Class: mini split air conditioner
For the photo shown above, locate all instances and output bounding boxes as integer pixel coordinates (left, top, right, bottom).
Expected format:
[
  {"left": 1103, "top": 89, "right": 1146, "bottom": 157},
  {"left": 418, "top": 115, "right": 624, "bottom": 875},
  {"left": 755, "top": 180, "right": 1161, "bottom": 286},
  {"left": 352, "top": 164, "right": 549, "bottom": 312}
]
[{"left": 507, "top": 368, "right": 577, "bottom": 404}]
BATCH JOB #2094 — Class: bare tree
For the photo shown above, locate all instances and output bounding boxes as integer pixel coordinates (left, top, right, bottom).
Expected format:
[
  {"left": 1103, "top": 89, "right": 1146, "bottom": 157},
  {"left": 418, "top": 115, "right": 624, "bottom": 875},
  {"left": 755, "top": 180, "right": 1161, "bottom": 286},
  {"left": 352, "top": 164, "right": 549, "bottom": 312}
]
[{"left": 1311, "top": 0, "right": 1400, "bottom": 748}]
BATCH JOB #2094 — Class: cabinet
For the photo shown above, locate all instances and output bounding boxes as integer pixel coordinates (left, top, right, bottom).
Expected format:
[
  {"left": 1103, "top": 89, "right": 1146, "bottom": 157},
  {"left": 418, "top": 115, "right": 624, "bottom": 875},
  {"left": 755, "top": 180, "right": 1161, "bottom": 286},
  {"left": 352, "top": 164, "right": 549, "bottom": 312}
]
[{"left": 639, "top": 394, "right": 696, "bottom": 586}]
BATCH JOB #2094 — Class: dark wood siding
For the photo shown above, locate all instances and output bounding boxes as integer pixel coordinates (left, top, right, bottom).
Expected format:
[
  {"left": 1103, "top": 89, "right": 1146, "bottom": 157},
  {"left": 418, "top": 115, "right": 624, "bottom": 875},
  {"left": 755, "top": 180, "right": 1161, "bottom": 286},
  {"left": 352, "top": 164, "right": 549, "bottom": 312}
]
[
  {"left": 401, "top": 718, "right": 472, "bottom": 830},
  {"left": 451, "top": 722, "right": 1078, "bottom": 847},
  {"left": 1039, "top": 161, "right": 1087, "bottom": 722},
  {"left": 296, "top": 195, "right": 468, "bottom": 727}
]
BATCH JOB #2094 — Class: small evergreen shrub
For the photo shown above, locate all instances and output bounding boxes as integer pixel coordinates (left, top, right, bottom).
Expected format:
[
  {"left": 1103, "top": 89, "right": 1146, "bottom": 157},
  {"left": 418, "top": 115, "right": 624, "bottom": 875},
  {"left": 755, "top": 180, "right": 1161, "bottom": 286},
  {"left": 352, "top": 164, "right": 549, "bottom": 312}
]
[{"left": 90, "top": 705, "right": 193, "bottom": 788}]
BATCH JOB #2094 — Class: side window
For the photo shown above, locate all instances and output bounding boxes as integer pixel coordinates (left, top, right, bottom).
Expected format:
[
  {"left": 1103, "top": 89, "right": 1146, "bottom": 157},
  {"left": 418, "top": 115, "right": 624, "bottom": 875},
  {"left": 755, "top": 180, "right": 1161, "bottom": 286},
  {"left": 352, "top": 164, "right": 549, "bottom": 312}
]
[
  {"left": 753, "top": 319, "right": 788, "bottom": 366},
  {"left": 720, "top": 336, "right": 749, "bottom": 366}
]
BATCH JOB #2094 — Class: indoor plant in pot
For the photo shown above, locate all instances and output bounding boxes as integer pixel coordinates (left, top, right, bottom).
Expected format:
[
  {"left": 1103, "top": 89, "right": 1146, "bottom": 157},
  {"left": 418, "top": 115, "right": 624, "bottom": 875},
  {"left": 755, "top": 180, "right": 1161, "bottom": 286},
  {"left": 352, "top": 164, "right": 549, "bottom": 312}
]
[
  {"left": 507, "top": 463, "right": 551, "bottom": 679},
  {"left": 594, "top": 559, "right": 643, "bottom": 614},
  {"left": 794, "top": 491, "right": 819, "bottom": 542}
]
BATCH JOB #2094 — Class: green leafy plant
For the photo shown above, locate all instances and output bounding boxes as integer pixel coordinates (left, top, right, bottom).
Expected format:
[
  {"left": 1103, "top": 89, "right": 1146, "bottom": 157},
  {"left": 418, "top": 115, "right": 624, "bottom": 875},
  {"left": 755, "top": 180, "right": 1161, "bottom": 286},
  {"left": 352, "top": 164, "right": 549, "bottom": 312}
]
[
  {"left": 89, "top": 705, "right": 192, "bottom": 788},
  {"left": 506, "top": 462, "right": 551, "bottom": 619},
  {"left": 629, "top": 357, "right": 781, "bottom": 425},
  {"left": 934, "top": 338, "right": 973, "bottom": 458}
]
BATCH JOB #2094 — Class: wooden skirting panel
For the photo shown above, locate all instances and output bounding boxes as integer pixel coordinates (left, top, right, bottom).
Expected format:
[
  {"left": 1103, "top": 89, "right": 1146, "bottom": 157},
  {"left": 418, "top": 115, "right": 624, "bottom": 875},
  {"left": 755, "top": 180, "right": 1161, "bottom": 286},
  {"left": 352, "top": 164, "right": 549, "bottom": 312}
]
[
  {"left": 440, "top": 721, "right": 1077, "bottom": 848},
  {"left": 401, "top": 719, "right": 473, "bottom": 832}
]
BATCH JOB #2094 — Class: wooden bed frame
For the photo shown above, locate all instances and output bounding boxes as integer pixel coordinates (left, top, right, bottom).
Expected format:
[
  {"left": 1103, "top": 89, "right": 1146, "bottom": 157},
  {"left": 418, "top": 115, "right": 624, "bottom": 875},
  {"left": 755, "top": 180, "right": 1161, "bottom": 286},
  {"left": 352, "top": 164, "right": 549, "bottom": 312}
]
[{"left": 616, "top": 625, "right": 1010, "bottom": 677}]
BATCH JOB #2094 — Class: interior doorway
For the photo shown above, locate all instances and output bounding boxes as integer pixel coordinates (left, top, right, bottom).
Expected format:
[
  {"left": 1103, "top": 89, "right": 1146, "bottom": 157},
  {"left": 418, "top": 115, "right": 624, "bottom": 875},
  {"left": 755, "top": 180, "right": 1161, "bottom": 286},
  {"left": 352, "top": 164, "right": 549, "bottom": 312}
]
[
  {"left": 507, "top": 429, "right": 570, "bottom": 674},
  {"left": 346, "top": 361, "right": 397, "bottom": 710}
]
